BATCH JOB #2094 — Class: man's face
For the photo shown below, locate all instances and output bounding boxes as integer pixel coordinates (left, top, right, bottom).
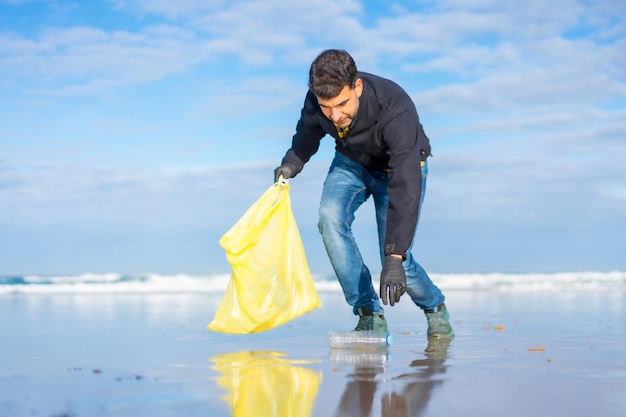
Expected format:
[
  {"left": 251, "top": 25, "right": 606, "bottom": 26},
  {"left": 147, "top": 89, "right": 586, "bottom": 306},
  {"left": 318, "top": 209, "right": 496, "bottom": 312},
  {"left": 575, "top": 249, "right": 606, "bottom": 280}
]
[{"left": 317, "top": 79, "right": 363, "bottom": 129}]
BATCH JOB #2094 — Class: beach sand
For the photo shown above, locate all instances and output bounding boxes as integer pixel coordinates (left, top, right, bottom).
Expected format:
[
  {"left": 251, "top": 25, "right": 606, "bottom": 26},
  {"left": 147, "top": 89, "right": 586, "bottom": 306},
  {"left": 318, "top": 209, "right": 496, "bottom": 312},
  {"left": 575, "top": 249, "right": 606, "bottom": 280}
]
[{"left": 1, "top": 289, "right": 624, "bottom": 417}]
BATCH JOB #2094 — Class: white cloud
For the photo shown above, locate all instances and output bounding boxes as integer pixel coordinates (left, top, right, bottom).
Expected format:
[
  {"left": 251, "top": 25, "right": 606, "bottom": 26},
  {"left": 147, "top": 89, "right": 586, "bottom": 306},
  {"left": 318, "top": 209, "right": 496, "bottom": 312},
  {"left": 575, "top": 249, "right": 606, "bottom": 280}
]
[
  {"left": 415, "top": 66, "right": 623, "bottom": 114},
  {"left": 0, "top": 24, "right": 203, "bottom": 94},
  {"left": 109, "top": 0, "right": 224, "bottom": 20},
  {"left": 1, "top": 0, "right": 622, "bottom": 104}
]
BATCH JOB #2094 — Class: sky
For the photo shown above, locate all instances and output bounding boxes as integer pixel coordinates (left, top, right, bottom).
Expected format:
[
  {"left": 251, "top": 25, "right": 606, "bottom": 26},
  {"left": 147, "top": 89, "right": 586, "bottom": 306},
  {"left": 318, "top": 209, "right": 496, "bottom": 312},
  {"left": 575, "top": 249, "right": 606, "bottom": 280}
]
[{"left": 0, "top": 0, "right": 624, "bottom": 276}]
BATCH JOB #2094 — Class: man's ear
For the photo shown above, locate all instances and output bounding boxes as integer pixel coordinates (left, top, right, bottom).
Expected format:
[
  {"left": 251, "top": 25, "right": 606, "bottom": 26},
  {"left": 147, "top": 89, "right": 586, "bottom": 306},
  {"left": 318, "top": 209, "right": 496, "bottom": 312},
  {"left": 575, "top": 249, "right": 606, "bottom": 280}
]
[{"left": 354, "top": 78, "right": 363, "bottom": 98}]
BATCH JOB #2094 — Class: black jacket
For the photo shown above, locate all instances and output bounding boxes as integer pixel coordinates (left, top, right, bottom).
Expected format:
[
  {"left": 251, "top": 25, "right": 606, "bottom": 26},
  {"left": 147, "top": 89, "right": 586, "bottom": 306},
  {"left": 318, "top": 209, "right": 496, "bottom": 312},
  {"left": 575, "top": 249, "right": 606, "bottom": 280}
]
[{"left": 280, "top": 72, "right": 431, "bottom": 259}]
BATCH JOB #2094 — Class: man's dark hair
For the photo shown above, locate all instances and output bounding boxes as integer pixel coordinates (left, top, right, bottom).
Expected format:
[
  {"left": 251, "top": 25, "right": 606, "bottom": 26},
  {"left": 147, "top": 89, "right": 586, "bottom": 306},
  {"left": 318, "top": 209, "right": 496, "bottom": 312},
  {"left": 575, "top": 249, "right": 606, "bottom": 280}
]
[{"left": 308, "top": 49, "right": 359, "bottom": 99}]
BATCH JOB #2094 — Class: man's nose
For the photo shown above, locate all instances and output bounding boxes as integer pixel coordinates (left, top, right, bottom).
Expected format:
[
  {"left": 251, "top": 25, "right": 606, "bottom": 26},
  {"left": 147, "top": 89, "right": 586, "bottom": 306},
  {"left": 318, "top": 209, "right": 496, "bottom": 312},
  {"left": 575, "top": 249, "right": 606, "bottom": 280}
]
[{"left": 330, "top": 108, "right": 341, "bottom": 121}]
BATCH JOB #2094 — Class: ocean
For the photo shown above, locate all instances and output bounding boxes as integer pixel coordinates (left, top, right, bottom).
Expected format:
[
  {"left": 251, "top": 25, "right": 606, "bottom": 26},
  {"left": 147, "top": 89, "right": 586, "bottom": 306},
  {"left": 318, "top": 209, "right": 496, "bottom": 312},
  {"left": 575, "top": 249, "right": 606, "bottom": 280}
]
[{"left": 1, "top": 271, "right": 624, "bottom": 294}]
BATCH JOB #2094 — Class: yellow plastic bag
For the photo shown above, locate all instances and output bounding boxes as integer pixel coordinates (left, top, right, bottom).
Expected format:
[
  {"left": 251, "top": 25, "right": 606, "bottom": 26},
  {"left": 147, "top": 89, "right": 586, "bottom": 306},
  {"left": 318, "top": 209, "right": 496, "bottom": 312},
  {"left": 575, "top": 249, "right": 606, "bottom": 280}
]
[{"left": 208, "top": 180, "right": 321, "bottom": 334}]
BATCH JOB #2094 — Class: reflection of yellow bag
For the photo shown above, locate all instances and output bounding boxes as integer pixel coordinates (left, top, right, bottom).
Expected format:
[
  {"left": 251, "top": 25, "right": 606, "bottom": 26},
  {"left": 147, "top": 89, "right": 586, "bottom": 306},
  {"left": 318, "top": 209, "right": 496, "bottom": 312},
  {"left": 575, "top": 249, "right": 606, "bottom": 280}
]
[
  {"left": 208, "top": 181, "right": 321, "bottom": 334},
  {"left": 211, "top": 351, "right": 321, "bottom": 417}
]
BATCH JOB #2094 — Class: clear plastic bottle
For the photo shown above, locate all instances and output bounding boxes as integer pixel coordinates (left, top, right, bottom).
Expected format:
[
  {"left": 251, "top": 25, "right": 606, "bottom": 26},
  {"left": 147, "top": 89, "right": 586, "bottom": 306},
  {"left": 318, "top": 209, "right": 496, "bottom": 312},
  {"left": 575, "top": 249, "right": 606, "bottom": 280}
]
[{"left": 328, "top": 330, "right": 393, "bottom": 349}]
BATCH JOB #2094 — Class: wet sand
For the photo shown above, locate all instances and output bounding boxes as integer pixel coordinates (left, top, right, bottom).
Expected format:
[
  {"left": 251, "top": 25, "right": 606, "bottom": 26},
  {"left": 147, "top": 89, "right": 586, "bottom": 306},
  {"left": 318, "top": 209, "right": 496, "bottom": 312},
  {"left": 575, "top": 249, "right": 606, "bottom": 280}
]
[{"left": 1, "top": 289, "right": 624, "bottom": 417}]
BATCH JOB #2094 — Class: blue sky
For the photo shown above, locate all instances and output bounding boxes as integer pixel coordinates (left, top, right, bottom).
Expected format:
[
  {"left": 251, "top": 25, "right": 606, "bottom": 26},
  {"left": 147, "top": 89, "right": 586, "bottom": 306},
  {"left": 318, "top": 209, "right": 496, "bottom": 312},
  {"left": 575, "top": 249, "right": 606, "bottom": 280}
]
[{"left": 1, "top": 0, "right": 624, "bottom": 275}]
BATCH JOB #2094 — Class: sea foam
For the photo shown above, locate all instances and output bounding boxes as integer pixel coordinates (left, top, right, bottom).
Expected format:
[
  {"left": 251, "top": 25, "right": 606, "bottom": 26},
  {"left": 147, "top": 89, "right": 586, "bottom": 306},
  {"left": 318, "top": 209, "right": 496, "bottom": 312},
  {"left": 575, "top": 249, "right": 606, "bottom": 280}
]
[{"left": 0, "top": 271, "right": 624, "bottom": 294}]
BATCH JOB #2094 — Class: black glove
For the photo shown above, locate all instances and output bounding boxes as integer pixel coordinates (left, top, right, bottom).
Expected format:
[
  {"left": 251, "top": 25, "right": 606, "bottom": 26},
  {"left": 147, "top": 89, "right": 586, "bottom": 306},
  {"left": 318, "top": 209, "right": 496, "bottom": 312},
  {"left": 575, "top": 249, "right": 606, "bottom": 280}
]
[
  {"left": 273, "top": 162, "right": 298, "bottom": 183},
  {"left": 379, "top": 255, "right": 406, "bottom": 306}
]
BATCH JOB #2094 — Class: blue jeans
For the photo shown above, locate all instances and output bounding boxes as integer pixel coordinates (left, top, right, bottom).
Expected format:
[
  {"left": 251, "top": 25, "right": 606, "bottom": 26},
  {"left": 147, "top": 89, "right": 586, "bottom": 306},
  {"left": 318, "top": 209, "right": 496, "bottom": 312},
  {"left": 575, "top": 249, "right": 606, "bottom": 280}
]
[{"left": 318, "top": 152, "right": 445, "bottom": 316}]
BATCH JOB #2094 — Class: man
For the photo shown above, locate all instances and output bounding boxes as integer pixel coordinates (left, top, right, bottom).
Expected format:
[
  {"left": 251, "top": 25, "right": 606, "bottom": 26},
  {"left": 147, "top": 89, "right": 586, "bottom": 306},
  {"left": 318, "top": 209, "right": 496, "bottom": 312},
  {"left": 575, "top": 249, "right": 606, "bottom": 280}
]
[{"left": 274, "top": 49, "right": 453, "bottom": 339}]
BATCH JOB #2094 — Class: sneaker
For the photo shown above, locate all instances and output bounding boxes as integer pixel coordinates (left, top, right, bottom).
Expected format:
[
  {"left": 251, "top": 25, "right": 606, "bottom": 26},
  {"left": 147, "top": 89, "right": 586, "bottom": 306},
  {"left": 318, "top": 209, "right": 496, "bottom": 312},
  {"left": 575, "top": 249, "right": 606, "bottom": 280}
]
[
  {"left": 354, "top": 312, "right": 389, "bottom": 335},
  {"left": 425, "top": 303, "right": 454, "bottom": 339}
]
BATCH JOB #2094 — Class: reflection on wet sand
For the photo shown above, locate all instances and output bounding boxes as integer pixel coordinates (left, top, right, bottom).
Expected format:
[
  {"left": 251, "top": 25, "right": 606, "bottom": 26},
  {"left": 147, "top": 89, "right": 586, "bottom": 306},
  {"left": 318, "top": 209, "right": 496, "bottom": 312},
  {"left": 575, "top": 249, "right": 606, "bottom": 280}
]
[
  {"left": 210, "top": 351, "right": 322, "bottom": 417},
  {"left": 331, "top": 338, "right": 451, "bottom": 417},
  {"left": 329, "top": 348, "right": 389, "bottom": 417}
]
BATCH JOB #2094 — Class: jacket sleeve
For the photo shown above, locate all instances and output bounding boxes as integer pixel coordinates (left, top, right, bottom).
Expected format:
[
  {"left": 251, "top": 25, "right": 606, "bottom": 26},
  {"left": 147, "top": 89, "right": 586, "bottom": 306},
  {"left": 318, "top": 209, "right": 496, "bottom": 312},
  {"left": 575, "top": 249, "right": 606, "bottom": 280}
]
[
  {"left": 281, "top": 92, "right": 326, "bottom": 173},
  {"left": 382, "top": 110, "right": 427, "bottom": 259}
]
